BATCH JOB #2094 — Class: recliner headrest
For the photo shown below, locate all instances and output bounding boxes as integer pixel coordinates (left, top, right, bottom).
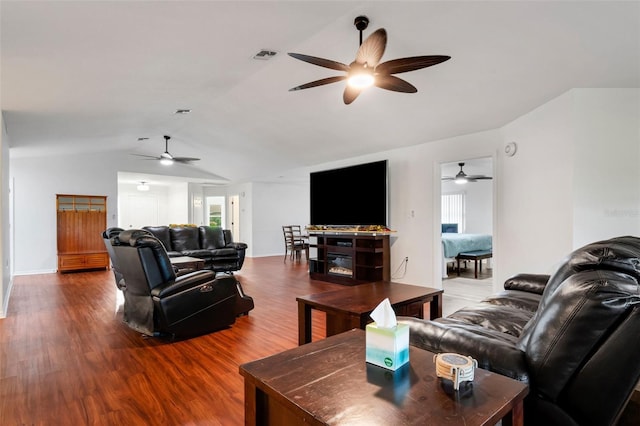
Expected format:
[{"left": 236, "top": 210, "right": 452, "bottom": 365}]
[
  {"left": 116, "top": 229, "right": 154, "bottom": 246},
  {"left": 102, "top": 227, "right": 125, "bottom": 239},
  {"left": 544, "top": 236, "right": 640, "bottom": 298}
]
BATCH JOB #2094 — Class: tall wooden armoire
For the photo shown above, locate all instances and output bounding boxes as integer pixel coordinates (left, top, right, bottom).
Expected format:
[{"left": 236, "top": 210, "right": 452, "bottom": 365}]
[{"left": 56, "top": 194, "right": 109, "bottom": 272}]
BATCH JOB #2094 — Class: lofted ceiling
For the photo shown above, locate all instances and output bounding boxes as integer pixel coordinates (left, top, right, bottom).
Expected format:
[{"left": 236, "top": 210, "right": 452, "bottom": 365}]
[{"left": 2, "top": 1, "right": 639, "bottom": 184}]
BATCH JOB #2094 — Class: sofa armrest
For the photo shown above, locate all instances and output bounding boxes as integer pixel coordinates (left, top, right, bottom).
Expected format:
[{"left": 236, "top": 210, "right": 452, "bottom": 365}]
[
  {"left": 151, "top": 270, "right": 216, "bottom": 298},
  {"left": 226, "top": 242, "right": 248, "bottom": 250},
  {"left": 399, "top": 317, "right": 530, "bottom": 382},
  {"left": 503, "top": 273, "right": 550, "bottom": 295}
]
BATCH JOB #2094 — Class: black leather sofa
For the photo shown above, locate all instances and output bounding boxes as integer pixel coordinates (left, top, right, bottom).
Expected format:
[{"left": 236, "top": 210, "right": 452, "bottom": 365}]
[
  {"left": 401, "top": 236, "right": 640, "bottom": 425},
  {"left": 142, "top": 225, "right": 247, "bottom": 273},
  {"left": 107, "top": 229, "right": 254, "bottom": 337}
]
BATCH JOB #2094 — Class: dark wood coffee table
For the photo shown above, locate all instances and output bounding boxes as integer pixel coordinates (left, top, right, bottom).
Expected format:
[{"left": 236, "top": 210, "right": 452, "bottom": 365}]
[
  {"left": 240, "top": 329, "right": 528, "bottom": 426},
  {"left": 170, "top": 256, "right": 205, "bottom": 273},
  {"left": 296, "top": 281, "right": 443, "bottom": 345}
]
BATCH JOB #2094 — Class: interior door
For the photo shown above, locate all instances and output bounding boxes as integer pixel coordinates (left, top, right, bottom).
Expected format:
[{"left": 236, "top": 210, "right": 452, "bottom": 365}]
[{"left": 121, "top": 195, "right": 159, "bottom": 229}]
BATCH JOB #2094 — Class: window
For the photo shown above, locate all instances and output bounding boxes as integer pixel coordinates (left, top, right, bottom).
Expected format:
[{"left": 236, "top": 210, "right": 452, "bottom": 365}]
[
  {"left": 206, "top": 196, "right": 225, "bottom": 227},
  {"left": 442, "top": 192, "right": 465, "bottom": 233}
]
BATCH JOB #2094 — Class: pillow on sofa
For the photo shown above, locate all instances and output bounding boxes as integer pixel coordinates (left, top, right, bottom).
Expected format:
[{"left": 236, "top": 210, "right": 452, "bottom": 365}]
[
  {"left": 142, "top": 226, "right": 173, "bottom": 252},
  {"left": 200, "top": 226, "right": 226, "bottom": 249},
  {"left": 170, "top": 226, "right": 200, "bottom": 251}
]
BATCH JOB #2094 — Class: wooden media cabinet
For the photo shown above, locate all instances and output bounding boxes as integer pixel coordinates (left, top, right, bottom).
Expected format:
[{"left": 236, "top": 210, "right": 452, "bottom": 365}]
[{"left": 308, "top": 232, "right": 390, "bottom": 285}]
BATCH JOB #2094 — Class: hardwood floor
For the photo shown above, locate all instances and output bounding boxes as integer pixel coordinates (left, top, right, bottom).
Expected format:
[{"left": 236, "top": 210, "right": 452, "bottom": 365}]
[
  {"left": 1, "top": 257, "right": 637, "bottom": 425},
  {"left": 0, "top": 257, "right": 343, "bottom": 425}
]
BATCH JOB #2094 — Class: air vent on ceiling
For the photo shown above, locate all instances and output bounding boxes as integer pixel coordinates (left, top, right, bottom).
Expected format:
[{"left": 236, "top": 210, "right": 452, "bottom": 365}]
[{"left": 253, "top": 50, "right": 277, "bottom": 60}]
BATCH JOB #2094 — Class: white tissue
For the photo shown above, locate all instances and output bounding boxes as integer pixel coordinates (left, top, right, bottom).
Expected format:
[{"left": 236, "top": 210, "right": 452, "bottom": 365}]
[{"left": 370, "top": 298, "right": 397, "bottom": 329}]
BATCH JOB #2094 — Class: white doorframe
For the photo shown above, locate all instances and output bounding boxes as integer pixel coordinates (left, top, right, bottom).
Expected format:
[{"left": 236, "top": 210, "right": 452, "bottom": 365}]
[
  {"left": 436, "top": 156, "right": 496, "bottom": 289},
  {"left": 229, "top": 195, "right": 240, "bottom": 240}
]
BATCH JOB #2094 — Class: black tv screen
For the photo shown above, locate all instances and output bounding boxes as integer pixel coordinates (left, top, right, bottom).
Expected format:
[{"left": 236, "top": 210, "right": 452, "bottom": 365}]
[{"left": 310, "top": 160, "right": 388, "bottom": 226}]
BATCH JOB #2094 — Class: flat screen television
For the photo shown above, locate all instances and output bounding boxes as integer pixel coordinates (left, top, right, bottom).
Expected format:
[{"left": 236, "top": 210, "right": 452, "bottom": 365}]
[{"left": 310, "top": 160, "right": 388, "bottom": 226}]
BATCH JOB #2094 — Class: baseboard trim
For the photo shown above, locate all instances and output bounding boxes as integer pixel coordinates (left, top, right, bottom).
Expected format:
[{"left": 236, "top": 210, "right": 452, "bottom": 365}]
[{"left": 13, "top": 269, "right": 57, "bottom": 276}]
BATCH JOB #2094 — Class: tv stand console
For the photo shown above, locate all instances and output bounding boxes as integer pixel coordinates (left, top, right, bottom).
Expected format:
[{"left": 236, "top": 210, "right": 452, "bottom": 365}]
[{"left": 308, "top": 231, "right": 390, "bottom": 285}]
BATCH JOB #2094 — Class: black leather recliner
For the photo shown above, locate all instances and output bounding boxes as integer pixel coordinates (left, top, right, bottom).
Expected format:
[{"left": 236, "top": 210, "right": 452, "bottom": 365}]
[
  {"left": 401, "top": 236, "right": 640, "bottom": 425},
  {"left": 102, "top": 227, "right": 126, "bottom": 290},
  {"left": 109, "top": 229, "right": 253, "bottom": 337}
]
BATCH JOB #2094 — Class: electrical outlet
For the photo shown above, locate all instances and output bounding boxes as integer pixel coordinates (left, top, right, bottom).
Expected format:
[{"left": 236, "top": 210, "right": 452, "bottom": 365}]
[{"left": 405, "top": 256, "right": 409, "bottom": 263}]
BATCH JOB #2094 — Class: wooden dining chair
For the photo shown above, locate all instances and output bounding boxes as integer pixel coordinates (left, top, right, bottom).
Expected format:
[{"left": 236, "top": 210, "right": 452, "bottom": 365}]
[{"left": 282, "top": 225, "right": 309, "bottom": 262}]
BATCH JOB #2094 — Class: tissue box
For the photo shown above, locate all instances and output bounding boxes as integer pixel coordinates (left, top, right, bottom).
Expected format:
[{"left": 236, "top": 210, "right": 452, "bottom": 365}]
[{"left": 365, "top": 322, "right": 409, "bottom": 370}]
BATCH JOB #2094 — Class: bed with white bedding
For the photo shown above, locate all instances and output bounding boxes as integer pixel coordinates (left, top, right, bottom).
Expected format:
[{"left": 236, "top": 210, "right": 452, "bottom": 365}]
[{"left": 441, "top": 233, "right": 492, "bottom": 278}]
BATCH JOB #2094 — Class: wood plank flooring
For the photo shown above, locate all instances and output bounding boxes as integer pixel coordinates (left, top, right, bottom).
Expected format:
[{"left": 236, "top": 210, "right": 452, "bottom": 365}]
[
  {"left": 1, "top": 257, "right": 343, "bottom": 425},
  {"left": 1, "top": 256, "right": 638, "bottom": 425}
]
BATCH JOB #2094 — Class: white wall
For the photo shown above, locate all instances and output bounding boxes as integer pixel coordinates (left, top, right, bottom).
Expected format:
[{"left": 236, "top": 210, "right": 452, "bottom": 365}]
[
  {"left": 167, "top": 182, "right": 189, "bottom": 225},
  {"left": 11, "top": 153, "right": 120, "bottom": 274},
  {"left": 498, "top": 91, "right": 575, "bottom": 280},
  {"left": 464, "top": 179, "right": 493, "bottom": 234},
  {"left": 572, "top": 89, "right": 640, "bottom": 247},
  {"left": 250, "top": 181, "right": 310, "bottom": 257},
  {"left": 498, "top": 88, "right": 640, "bottom": 284}
]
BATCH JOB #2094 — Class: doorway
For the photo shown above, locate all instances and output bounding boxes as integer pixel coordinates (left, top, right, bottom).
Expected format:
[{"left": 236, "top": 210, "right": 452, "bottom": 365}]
[
  {"left": 206, "top": 196, "right": 225, "bottom": 227},
  {"left": 439, "top": 157, "right": 494, "bottom": 316}
]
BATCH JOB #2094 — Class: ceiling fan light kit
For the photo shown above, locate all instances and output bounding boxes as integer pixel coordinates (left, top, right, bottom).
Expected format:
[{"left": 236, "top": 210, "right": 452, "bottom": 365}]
[
  {"left": 288, "top": 15, "right": 451, "bottom": 104},
  {"left": 455, "top": 176, "right": 468, "bottom": 185},
  {"left": 137, "top": 182, "right": 150, "bottom": 191}
]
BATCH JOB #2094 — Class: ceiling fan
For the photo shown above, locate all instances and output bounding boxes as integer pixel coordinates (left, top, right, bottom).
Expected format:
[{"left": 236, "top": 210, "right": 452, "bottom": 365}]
[
  {"left": 442, "top": 163, "right": 493, "bottom": 184},
  {"left": 288, "top": 15, "right": 450, "bottom": 104},
  {"left": 133, "top": 135, "right": 200, "bottom": 166}
]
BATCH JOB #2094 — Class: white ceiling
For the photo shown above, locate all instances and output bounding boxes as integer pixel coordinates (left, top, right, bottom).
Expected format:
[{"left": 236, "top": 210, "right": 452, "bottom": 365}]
[{"left": 2, "top": 1, "right": 639, "bottom": 184}]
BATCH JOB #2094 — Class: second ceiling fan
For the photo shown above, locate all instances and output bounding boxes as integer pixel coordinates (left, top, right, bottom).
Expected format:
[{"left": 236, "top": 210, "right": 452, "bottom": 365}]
[
  {"left": 442, "top": 163, "right": 493, "bottom": 184},
  {"left": 133, "top": 135, "right": 200, "bottom": 166},
  {"left": 288, "top": 16, "right": 451, "bottom": 104}
]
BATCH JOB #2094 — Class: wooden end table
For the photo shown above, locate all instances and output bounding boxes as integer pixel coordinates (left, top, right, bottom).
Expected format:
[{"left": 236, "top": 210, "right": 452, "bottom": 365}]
[
  {"left": 240, "top": 329, "right": 528, "bottom": 426},
  {"left": 296, "top": 281, "right": 443, "bottom": 345}
]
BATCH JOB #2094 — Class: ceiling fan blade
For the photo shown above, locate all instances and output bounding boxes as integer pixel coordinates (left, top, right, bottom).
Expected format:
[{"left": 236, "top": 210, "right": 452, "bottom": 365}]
[
  {"left": 343, "top": 85, "right": 362, "bottom": 105},
  {"left": 355, "top": 28, "right": 387, "bottom": 67},
  {"left": 441, "top": 177, "right": 454, "bottom": 181},
  {"left": 376, "top": 55, "right": 451, "bottom": 75},
  {"left": 173, "top": 157, "right": 200, "bottom": 163},
  {"left": 289, "top": 76, "right": 347, "bottom": 92},
  {"left": 374, "top": 75, "right": 417, "bottom": 93},
  {"left": 131, "top": 154, "right": 161, "bottom": 160},
  {"left": 466, "top": 175, "right": 493, "bottom": 180},
  {"left": 288, "top": 53, "right": 349, "bottom": 72}
]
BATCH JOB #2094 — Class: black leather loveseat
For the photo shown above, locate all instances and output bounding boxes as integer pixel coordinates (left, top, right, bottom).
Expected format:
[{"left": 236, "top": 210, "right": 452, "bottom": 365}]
[
  {"left": 142, "top": 225, "right": 247, "bottom": 273},
  {"left": 401, "top": 236, "right": 640, "bottom": 425}
]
